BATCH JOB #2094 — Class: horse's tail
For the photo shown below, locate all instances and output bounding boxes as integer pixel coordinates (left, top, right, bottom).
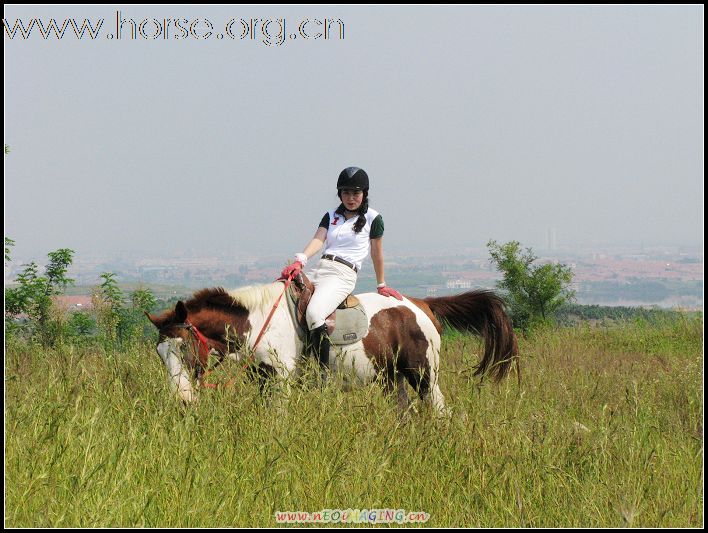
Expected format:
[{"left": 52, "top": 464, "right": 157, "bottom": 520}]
[{"left": 421, "top": 290, "right": 519, "bottom": 382}]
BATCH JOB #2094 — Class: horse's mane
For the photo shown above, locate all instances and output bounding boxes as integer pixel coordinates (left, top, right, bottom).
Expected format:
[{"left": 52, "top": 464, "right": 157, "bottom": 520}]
[
  {"left": 187, "top": 283, "right": 282, "bottom": 314},
  {"left": 227, "top": 283, "right": 283, "bottom": 312}
]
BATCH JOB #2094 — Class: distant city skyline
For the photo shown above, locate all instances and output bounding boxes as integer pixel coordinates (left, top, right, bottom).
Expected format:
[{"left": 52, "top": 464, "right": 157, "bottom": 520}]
[
  {"left": 5, "top": 239, "right": 704, "bottom": 268},
  {"left": 5, "top": 243, "right": 701, "bottom": 311}
]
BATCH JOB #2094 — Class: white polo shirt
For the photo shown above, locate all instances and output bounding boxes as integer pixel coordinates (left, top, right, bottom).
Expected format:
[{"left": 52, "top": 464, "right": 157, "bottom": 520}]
[{"left": 318, "top": 207, "right": 384, "bottom": 271}]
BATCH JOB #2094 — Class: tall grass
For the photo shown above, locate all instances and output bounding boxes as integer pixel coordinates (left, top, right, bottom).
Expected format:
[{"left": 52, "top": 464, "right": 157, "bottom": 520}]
[{"left": 5, "top": 316, "right": 703, "bottom": 527}]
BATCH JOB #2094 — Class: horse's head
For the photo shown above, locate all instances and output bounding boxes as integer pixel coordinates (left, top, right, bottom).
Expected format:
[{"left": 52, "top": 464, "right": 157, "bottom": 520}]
[
  {"left": 146, "top": 288, "right": 257, "bottom": 402},
  {"left": 146, "top": 300, "right": 204, "bottom": 402}
]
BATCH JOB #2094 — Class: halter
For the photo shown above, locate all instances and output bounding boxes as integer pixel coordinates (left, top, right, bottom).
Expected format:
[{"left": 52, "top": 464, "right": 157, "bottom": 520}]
[
  {"left": 173, "top": 320, "right": 234, "bottom": 389},
  {"left": 173, "top": 321, "right": 211, "bottom": 368}
]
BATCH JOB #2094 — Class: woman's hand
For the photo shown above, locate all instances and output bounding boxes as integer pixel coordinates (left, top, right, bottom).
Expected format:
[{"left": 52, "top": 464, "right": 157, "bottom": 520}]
[
  {"left": 377, "top": 285, "right": 403, "bottom": 300},
  {"left": 280, "top": 261, "right": 303, "bottom": 280}
]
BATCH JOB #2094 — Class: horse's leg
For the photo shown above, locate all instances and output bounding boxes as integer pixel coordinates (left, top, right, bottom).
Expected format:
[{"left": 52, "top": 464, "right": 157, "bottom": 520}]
[
  {"left": 425, "top": 360, "right": 449, "bottom": 418},
  {"left": 382, "top": 368, "right": 411, "bottom": 418},
  {"left": 407, "top": 369, "right": 447, "bottom": 417},
  {"left": 425, "top": 336, "right": 449, "bottom": 417},
  {"left": 424, "top": 382, "right": 447, "bottom": 417},
  {"left": 394, "top": 372, "right": 412, "bottom": 420},
  {"left": 396, "top": 372, "right": 411, "bottom": 413},
  {"left": 248, "top": 362, "right": 292, "bottom": 418},
  {"left": 403, "top": 356, "right": 448, "bottom": 418},
  {"left": 252, "top": 362, "right": 278, "bottom": 395},
  {"left": 256, "top": 346, "right": 298, "bottom": 414}
]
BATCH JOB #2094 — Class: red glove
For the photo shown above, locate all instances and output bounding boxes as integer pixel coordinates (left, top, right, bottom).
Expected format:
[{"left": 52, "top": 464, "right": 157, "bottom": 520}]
[
  {"left": 280, "top": 261, "right": 303, "bottom": 280},
  {"left": 377, "top": 285, "right": 403, "bottom": 300}
]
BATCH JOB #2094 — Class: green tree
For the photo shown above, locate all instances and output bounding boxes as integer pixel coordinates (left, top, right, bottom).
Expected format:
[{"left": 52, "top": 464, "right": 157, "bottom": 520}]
[
  {"left": 487, "top": 240, "right": 575, "bottom": 331},
  {"left": 92, "top": 276, "right": 157, "bottom": 346},
  {"left": 92, "top": 272, "right": 123, "bottom": 347},
  {"left": 130, "top": 287, "right": 157, "bottom": 313},
  {"left": 5, "top": 248, "right": 75, "bottom": 344},
  {"left": 5, "top": 262, "right": 43, "bottom": 336},
  {"left": 65, "top": 311, "right": 97, "bottom": 344},
  {"left": 5, "top": 237, "right": 14, "bottom": 265},
  {"left": 127, "top": 287, "right": 157, "bottom": 342},
  {"left": 98, "top": 272, "right": 123, "bottom": 309}
]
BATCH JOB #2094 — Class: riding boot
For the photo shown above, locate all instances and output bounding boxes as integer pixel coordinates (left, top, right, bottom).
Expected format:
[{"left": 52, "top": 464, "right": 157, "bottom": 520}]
[{"left": 311, "top": 324, "right": 330, "bottom": 383}]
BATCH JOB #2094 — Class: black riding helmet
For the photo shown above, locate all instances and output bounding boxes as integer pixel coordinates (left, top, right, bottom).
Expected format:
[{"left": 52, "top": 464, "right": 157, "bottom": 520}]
[{"left": 337, "top": 167, "right": 369, "bottom": 191}]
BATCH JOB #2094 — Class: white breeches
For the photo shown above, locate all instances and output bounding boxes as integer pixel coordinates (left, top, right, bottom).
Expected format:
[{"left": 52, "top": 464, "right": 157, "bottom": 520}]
[{"left": 305, "top": 258, "right": 358, "bottom": 330}]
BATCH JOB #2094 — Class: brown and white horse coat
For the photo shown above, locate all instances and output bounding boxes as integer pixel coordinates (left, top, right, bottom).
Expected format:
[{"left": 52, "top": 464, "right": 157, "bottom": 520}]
[{"left": 148, "top": 283, "right": 518, "bottom": 415}]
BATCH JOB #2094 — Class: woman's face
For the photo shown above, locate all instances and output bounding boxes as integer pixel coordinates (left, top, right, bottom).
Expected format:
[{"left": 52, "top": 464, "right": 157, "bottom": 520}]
[{"left": 341, "top": 189, "right": 364, "bottom": 211}]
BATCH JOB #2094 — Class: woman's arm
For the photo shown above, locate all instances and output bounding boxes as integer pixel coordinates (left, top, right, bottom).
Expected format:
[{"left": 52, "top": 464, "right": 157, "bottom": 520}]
[
  {"left": 281, "top": 227, "right": 327, "bottom": 278},
  {"left": 297, "top": 227, "right": 328, "bottom": 263},
  {"left": 371, "top": 237, "right": 403, "bottom": 299},
  {"left": 370, "top": 237, "right": 385, "bottom": 286}
]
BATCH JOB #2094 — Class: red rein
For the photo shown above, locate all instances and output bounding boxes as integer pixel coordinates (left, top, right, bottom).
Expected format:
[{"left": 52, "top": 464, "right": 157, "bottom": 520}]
[{"left": 186, "top": 321, "right": 211, "bottom": 366}]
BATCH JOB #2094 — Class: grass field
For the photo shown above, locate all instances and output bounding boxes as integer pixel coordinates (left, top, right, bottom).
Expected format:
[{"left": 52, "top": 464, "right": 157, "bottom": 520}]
[{"left": 5, "top": 316, "right": 703, "bottom": 527}]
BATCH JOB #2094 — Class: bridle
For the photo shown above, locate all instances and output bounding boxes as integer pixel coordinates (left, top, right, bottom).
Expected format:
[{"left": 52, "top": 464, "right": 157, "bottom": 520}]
[
  {"left": 171, "top": 320, "right": 235, "bottom": 389},
  {"left": 172, "top": 321, "right": 211, "bottom": 368}
]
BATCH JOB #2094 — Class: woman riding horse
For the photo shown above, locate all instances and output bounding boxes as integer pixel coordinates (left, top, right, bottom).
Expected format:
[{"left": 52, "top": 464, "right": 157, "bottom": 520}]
[
  {"left": 280, "top": 166, "right": 403, "bottom": 381},
  {"left": 147, "top": 168, "right": 518, "bottom": 414}
]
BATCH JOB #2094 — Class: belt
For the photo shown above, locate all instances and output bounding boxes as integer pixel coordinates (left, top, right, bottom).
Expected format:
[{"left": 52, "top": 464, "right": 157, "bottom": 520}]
[{"left": 321, "top": 254, "right": 359, "bottom": 273}]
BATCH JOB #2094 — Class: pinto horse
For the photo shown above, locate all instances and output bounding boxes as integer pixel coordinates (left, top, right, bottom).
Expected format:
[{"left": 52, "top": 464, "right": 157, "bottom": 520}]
[{"left": 146, "top": 278, "right": 518, "bottom": 414}]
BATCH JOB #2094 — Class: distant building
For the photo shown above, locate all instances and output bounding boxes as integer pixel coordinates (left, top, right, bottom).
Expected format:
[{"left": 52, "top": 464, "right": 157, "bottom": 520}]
[
  {"left": 547, "top": 227, "right": 557, "bottom": 251},
  {"left": 55, "top": 296, "right": 93, "bottom": 311},
  {"left": 446, "top": 279, "right": 472, "bottom": 289}
]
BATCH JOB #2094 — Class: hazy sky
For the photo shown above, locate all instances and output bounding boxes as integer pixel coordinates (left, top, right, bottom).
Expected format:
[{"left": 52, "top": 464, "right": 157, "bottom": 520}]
[{"left": 4, "top": 5, "right": 704, "bottom": 261}]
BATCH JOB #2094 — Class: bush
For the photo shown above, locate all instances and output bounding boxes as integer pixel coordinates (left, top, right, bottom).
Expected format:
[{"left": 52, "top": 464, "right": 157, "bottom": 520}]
[{"left": 487, "top": 240, "right": 575, "bottom": 331}]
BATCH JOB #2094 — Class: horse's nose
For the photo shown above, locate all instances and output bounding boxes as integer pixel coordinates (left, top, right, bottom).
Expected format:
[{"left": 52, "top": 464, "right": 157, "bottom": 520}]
[
  {"left": 156, "top": 338, "right": 183, "bottom": 358},
  {"left": 156, "top": 341, "right": 170, "bottom": 358}
]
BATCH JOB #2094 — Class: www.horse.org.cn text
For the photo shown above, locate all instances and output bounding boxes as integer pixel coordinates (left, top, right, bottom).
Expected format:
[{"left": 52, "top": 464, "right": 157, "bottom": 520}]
[{"left": 3, "top": 12, "right": 345, "bottom": 46}]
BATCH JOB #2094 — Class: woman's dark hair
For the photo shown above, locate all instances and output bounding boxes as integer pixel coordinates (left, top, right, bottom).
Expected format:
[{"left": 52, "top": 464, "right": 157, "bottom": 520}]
[{"left": 335, "top": 190, "right": 369, "bottom": 233}]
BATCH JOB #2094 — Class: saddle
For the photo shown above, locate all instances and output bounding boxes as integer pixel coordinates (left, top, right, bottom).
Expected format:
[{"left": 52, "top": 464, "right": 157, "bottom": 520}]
[{"left": 285, "top": 272, "right": 369, "bottom": 345}]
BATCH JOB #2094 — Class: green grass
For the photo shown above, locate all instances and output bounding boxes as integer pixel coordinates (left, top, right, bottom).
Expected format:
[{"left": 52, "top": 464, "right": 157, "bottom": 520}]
[{"left": 5, "top": 316, "right": 703, "bottom": 527}]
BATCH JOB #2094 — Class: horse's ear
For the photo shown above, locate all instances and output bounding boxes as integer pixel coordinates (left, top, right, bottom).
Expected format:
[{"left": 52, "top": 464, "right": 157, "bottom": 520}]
[
  {"left": 145, "top": 311, "right": 160, "bottom": 328},
  {"left": 175, "top": 301, "right": 188, "bottom": 322}
]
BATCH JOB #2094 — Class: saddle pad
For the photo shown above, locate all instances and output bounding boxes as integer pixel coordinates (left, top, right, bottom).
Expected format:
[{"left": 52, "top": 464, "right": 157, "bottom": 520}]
[{"left": 327, "top": 304, "right": 369, "bottom": 345}]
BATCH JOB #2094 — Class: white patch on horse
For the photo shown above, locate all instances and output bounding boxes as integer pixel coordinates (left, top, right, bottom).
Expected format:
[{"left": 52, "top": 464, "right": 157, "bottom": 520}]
[
  {"left": 243, "top": 298, "right": 300, "bottom": 377},
  {"left": 157, "top": 338, "right": 194, "bottom": 403},
  {"left": 332, "top": 340, "right": 377, "bottom": 389}
]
